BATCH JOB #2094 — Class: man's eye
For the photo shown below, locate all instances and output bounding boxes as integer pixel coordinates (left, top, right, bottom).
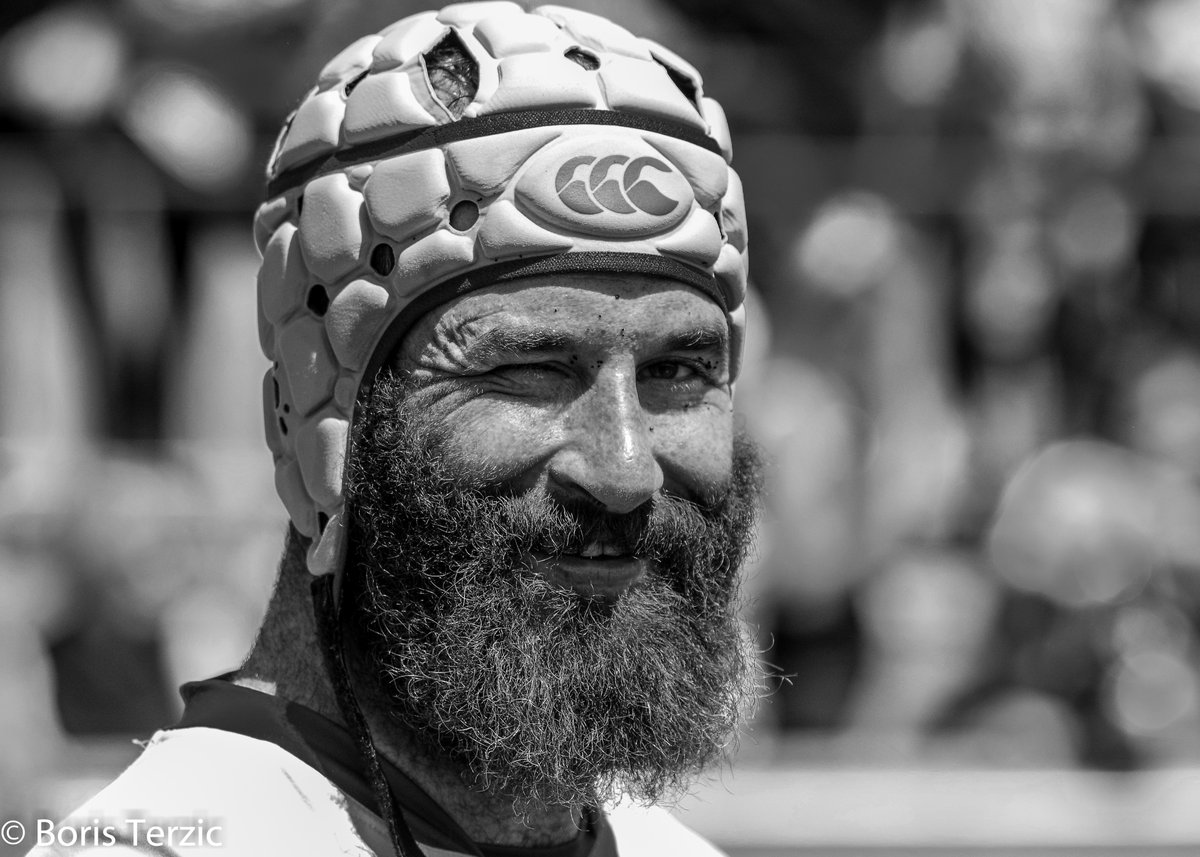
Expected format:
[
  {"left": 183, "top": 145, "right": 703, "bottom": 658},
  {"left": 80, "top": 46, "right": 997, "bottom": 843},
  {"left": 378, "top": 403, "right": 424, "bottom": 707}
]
[
  {"left": 639, "top": 362, "right": 696, "bottom": 382},
  {"left": 492, "top": 363, "right": 568, "bottom": 384}
]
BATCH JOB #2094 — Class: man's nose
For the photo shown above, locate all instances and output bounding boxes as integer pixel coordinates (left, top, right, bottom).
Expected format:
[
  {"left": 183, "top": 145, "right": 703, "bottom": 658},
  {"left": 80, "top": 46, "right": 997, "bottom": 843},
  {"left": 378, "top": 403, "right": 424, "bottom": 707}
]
[{"left": 548, "top": 366, "right": 663, "bottom": 514}]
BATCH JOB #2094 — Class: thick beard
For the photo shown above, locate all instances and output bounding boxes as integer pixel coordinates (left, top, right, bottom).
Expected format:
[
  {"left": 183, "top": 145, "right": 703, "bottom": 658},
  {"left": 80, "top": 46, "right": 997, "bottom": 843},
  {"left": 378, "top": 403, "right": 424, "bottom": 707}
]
[{"left": 343, "top": 372, "right": 765, "bottom": 809}]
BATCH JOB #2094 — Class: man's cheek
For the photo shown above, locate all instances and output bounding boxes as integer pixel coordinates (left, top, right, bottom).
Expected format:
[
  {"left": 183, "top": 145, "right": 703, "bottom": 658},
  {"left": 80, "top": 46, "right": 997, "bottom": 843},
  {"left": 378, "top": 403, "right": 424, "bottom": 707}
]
[
  {"left": 651, "top": 409, "right": 735, "bottom": 499},
  {"left": 439, "top": 405, "right": 563, "bottom": 487}
]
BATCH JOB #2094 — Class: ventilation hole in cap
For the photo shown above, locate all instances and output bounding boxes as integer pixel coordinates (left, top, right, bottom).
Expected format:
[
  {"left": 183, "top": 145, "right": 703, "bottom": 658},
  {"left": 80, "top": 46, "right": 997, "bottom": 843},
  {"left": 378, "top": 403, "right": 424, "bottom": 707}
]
[
  {"left": 344, "top": 69, "right": 368, "bottom": 98},
  {"left": 272, "top": 376, "right": 280, "bottom": 408},
  {"left": 370, "top": 243, "right": 396, "bottom": 276},
  {"left": 423, "top": 31, "right": 479, "bottom": 119},
  {"left": 565, "top": 47, "right": 600, "bottom": 71},
  {"left": 317, "top": 512, "right": 329, "bottom": 534},
  {"left": 295, "top": 193, "right": 304, "bottom": 218},
  {"left": 307, "top": 284, "right": 330, "bottom": 316},
  {"left": 654, "top": 57, "right": 700, "bottom": 109},
  {"left": 449, "top": 200, "right": 479, "bottom": 231},
  {"left": 278, "top": 416, "right": 289, "bottom": 436}
]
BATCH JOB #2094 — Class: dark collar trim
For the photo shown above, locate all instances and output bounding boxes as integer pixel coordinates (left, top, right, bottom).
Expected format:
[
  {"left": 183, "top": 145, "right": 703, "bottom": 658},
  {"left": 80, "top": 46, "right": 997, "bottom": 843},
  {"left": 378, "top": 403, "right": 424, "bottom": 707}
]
[
  {"left": 172, "top": 678, "right": 614, "bottom": 857},
  {"left": 175, "top": 677, "right": 479, "bottom": 855}
]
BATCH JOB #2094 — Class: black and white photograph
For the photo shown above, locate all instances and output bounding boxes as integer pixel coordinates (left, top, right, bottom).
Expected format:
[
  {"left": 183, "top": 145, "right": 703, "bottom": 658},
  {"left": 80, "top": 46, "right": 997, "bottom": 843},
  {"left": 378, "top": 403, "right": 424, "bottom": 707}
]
[{"left": 1, "top": 1, "right": 1199, "bottom": 855}]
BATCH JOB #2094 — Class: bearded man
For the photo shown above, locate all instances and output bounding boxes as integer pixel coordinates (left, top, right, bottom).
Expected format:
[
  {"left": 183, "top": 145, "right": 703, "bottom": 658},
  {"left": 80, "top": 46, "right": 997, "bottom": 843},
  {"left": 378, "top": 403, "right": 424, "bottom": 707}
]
[{"left": 33, "top": 4, "right": 761, "bottom": 856}]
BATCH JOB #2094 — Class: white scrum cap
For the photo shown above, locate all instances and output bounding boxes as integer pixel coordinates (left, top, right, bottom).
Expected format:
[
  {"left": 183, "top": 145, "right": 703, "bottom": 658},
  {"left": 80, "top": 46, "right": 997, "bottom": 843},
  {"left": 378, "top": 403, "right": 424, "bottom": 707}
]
[{"left": 254, "top": 2, "right": 750, "bottom": 576}]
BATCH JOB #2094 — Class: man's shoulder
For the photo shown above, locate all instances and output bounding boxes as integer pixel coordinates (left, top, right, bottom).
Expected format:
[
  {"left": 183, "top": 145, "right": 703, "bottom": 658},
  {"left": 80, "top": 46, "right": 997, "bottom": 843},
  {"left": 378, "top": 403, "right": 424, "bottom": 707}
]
[
  {"left": 30, "top": 727, "right": 373, "bottom": 856},
  {"left": 34, "top": 727, "right": 728, "bottom": 857},
  {"left": 605, "top": 802, "right": 728, "bottom": 857}
]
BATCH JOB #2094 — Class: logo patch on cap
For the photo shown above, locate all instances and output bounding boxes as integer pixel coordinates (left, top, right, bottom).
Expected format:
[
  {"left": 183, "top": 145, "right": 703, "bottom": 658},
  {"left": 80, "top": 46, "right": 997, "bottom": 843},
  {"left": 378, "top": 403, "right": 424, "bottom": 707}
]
[{"left": 515, "top": 136, "right": 693, "bottom": 238}]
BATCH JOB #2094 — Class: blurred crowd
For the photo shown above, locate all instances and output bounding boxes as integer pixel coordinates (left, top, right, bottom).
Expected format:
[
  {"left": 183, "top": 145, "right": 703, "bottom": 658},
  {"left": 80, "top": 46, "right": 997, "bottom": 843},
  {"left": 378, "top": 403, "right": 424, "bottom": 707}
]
[{"left": 3, "top": 0, "right": 1200, "bottom": 817}]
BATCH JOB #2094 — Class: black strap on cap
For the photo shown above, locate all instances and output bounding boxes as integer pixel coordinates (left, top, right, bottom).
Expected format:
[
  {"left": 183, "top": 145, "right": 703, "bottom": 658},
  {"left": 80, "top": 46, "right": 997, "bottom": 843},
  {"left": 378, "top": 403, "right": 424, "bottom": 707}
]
[
  {"left": 354, "top": 249, "right": 725, "bottom": 411},
  {"left": 267, "top": 107, "right": 722, "bottom": 199}
]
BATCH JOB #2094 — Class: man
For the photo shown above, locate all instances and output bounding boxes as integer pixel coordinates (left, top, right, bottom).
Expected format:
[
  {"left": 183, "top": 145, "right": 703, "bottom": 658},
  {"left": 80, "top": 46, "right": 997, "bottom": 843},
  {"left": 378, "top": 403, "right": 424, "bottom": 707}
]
[{"left": 34, "top": 4, "right": 760, "bottom": 855}]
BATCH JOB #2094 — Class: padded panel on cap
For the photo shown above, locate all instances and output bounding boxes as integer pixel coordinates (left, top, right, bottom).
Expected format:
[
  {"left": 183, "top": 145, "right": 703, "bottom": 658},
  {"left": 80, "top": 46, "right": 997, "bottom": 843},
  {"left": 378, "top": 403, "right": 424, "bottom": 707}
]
[
  {"left": 258, "top": 222, "right": 308, "bottom": 326},
  {"left": 277, "top": 315, "right": 338, "bottom": 417},
  {"left": 325, "top": 279, "right": 392, "bottom": 371},
  {"left": 334, "top": 376, "right": 357, "bottom": 409},
  {"left": 258, "top": 311, "right": 275, "bottom": 358},
  {"left": 275, "top": 89, "right": 346, "bottom": 173},
  {"left": 276, "top": 458, "right": 317, "bottom": 537},
  {"left": 727, "top": 301, "right": 746, "bottom": 381},
  {"left": 720, "top": 167, "right": 747, "bottom": 252},
  {"left": 701, "top": 96, "right": 733, "bottom": 164},
  {"left": 372, "top": 14, "right": 446, "bottom": 70},
  {"left": 645, "top": 134, "right": 729, "bottom": 209},
  {"left": 344, "top": 69, "right": 439, "bottom": 144},
  {"left": 478, "top": 199, "right": 574, "bottom": 260},
  {"left": 713, "top": 242, "right": 748, "bottom": 308},
  {"left": 346, "top": 164, "right": 373, "bottom": 190},
  {"left": 476, "top": 54, "right": 602, "bottom": 114},
  {"left": 438, "top": 1, "right": 524, "bottom": 26},
  {"left": 444, "top": 127, "right": 560, "bottom": 195},
  {"left": 474, "top": 13, "right": 564, "bottom": 56},
  {"left": 655, "top": 206, "right": 723, "bottom": 268},
  {"left": 271, "top": 366, "right": 298, "bottom": 458},
  {"left": 599, "top": 56, "right": 704, "bottom": 129},
  {"left": 363, "top": 149, "right": 450, "bottom": 242},
  {"left": 318, "top": 34, "right": 383, "bottom": 89},
  {"left": 392, "top": 229, "right": 477, "bottom": 294},
  {"left": 299, "top": 174, "right": 366, "bottom": 283},
  {"left": 296, "top": 411, "right": 349, "bottom": 509},
  {"left": 254, "top": 196, "right": 293, "bottom": 257},
  {"left": 535, "top": 5, "right": 652, "bottom": 60}
]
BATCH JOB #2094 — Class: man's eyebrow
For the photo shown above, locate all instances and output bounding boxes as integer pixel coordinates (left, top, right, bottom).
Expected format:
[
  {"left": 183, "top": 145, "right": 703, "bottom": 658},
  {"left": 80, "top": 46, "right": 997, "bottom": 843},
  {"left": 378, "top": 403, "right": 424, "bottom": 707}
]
[
  {"left": 455, "top": 323, "right": 729, "bottom": 360},
  {"left": 464, "top": 326, "right": 573, "bottom": 359},
  {"left": 662, "top": 325, "right": 729, "bottom": 353}
]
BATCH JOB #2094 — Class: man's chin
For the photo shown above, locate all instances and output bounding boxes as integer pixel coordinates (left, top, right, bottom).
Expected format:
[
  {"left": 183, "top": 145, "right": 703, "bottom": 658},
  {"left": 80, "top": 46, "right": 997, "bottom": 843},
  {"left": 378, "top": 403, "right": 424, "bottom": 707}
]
[{"left": 360, "top": 569, "right": 760, "bottom": 809}]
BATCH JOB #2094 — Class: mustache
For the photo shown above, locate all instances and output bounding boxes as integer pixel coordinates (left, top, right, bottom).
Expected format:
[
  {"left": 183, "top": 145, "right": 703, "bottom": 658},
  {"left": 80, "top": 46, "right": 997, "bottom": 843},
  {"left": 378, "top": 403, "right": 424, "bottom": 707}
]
[
  {"left": 443, "top": 485, "right": 749, "bottom": 605},
  {"left": 350, "top": 368, "right": 763, "bottom": 600},
  {"left": 503, "top": 493, "right": 696, "bottom": 559}
]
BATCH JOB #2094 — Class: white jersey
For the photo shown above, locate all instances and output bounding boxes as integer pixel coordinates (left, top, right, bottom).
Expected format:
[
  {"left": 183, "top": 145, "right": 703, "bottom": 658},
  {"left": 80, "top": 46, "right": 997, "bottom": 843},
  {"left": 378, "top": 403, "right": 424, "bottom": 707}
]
[{"left": 29, "top": 727, "right": 726, "bottom": 857}]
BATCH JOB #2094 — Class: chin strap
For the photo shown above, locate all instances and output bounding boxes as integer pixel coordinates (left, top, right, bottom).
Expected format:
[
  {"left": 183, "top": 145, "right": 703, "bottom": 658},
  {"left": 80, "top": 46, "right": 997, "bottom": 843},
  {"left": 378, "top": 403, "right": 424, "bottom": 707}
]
[{"left": 313, "top": 574, "right": 426, "bottom": 857}]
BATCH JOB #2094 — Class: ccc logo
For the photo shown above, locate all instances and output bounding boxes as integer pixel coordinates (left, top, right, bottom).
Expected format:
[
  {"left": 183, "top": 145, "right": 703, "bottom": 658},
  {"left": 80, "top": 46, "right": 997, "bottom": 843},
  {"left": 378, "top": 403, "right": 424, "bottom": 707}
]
[{"left": 554, "top": 155, "right": 681, "bottom": 217}]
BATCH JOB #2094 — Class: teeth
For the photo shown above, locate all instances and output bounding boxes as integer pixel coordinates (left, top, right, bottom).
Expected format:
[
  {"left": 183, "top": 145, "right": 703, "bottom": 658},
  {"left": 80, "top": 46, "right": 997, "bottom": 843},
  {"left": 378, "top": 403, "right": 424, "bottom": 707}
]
[{"left": 578, "top": 541, "right": 627, "bottom": 559}]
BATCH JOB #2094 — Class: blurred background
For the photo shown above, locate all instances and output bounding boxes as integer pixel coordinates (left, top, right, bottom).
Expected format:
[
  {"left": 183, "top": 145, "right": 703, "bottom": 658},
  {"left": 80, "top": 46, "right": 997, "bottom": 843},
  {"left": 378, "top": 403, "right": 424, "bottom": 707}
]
[{"left": 2, "top": 0, "right": 1200, "bottom": 854}]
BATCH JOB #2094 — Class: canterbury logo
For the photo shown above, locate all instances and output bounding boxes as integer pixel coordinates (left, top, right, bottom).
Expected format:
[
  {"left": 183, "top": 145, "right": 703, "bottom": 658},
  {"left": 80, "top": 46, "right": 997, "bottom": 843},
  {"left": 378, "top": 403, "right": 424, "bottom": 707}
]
[{"left": 554, "top": 155, "right": 681, "bottom": 217}]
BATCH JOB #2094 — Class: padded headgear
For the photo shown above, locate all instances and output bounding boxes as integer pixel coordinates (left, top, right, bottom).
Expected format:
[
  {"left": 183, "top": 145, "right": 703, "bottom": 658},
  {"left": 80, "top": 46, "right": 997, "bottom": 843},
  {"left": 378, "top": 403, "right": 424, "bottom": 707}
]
[{"left": 255, "top": 2, "right": 749, "bottom": 576}]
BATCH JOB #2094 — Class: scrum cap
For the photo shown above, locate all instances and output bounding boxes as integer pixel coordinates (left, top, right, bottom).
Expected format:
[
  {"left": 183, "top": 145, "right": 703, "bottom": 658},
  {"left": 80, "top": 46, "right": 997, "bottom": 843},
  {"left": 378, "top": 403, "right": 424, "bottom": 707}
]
[{"left": 254, "top": 1, "right": 750, "bottom": 576}]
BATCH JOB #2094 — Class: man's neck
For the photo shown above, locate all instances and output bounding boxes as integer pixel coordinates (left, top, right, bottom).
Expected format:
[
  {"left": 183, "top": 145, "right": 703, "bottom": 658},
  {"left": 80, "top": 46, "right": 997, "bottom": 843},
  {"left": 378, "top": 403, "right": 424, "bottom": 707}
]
[{"left": 237, "top": 543, "right": 582, "bottom": 849}]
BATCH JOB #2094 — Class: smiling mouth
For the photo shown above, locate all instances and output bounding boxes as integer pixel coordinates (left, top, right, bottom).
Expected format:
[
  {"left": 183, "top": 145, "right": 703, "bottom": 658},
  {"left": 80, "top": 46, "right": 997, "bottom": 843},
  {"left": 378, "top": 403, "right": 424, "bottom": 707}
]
[
  {"left": 577, "top": 539, "right": 631, "bottom": 559},
  {"left": 530, "top": 542, "right": 647, "bottom": 597}
]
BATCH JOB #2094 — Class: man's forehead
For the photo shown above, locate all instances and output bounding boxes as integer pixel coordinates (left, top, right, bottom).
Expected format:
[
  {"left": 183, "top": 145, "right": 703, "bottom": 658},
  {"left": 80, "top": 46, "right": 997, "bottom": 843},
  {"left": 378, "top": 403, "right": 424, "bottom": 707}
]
[{"left": 412, "top": 272, "right": 730, "bottom": 349}]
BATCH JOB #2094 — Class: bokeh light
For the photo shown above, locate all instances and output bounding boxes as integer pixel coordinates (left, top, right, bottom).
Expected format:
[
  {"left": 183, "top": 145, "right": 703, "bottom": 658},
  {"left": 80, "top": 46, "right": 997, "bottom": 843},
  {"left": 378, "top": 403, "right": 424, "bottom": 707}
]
[
  {"left": 119, "top": 64, "right": 253, "bottom": 193},
  {"left": 0, "top": 5, "right": 126, "bottom": 125}
]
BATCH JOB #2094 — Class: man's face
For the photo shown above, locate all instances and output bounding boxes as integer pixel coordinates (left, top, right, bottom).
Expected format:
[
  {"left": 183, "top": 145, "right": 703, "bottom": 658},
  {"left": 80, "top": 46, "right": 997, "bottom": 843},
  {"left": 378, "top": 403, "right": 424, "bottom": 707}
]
[
  {"left": 396, "top": 272, "right": 736, "bottom": 541},
  {"left": 343, "top": 273, "right": 762, "bottom": 807}
]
